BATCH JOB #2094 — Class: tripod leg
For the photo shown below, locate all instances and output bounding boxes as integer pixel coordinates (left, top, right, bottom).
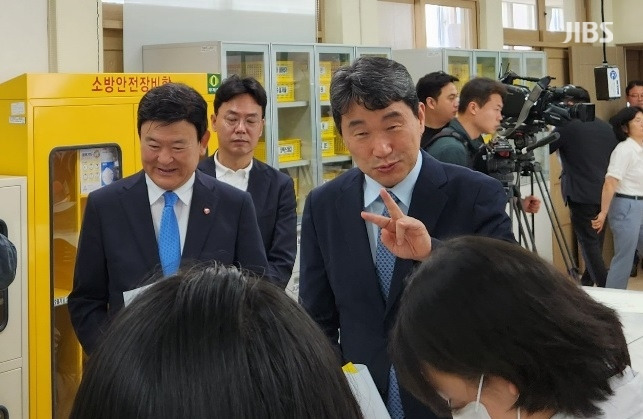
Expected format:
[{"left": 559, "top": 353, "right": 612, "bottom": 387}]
[
  {"left": 533, "top": 169, "right": 580, "bottom": 281},
  {"left": 512, "top": 185, "right": 538, "bottom": 252}
]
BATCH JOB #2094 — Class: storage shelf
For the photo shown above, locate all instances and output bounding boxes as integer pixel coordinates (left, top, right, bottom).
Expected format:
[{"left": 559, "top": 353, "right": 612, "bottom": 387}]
[
  {"left": 322, "top": 155, "right": 351, "bottom": 164},
  {"left": 320, "top": 100, "right": 330, "bottom": 107},
  {"left": 279, "top": 159, "right": 311, "bottom": 169},
  {"left": 277, "top": 100, "right": 308, "bottom": 109},
  {"left": 53, "top": 288, "right": 71, "bottom": 307}
]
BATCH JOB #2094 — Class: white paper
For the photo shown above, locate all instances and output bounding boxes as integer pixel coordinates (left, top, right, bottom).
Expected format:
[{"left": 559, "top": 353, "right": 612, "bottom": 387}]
[
  {"left": 344, "top": 364, "right": 391, "bottom": 419},
  {"left": 123, "top": 283, "right": 154, "bottom": 307},
  {"left": 10, "top": 101, "right": 25, "bottom": 116}
]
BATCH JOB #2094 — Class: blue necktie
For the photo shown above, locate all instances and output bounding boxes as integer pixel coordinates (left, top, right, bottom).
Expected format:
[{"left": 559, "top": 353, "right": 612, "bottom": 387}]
[
  {"left": 158, "top": 191, "right": 181, "bottom": 276},
  {"left": 374, "top": 192, "right": 404, "bottom": 418}
]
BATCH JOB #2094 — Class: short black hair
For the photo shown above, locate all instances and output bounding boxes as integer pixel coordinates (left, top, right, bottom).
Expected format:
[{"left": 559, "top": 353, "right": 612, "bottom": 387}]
[
  {"left": 391, "top": 236, "right": 630, "bottom": 418},
  {"left": 214, "top": 74, "right": 267, "bottom": 118},
  {"left": 330, "top": 56, "right": 419, "bottom": 135},
  {"left": 458, "top": 77, "right": 507, "bottom": 114},
  {"left": 70, "top": 263, "right": 363, "bottom": 419},
  {"left": 625, "top": 80, "right": 643, "bottom": 96},
  {"left": 137, "top": 82, "right": 209, "bottom": 142},
  {"left": 416, "top": 71, "right": 459, "bottom": 104},
  {"left": 609, "top": 105, "right": 643, "bottom": 141}
]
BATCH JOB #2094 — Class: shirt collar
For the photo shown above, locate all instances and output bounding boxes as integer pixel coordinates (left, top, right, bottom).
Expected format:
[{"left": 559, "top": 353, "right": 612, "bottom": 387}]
[
  {"left": 213, "top": 151, "right": 253, "bottom": 178},
  {"left": 363, "top": 150, "right": 422, "bottom": 208},
  {"left": 146, "top": 172, "right": 195, "bottom": 206}
]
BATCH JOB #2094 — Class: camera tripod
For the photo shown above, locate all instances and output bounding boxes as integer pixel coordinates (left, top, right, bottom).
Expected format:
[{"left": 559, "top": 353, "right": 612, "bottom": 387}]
[{"left": 502, "top": 159, "right": 580, "bottom": 281}]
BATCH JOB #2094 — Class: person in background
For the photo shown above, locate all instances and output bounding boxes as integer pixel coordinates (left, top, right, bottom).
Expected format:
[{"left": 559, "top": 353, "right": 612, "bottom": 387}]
[
  {"left": 299, "top": 56, "right": 515, "bottom": 419},
  {"left": 68, "top": 82, "right": 270, "bottom": 355},
  {"left": 626, "top": 80, "right": 643, "bottom": 108},
  {"left": 624, "top": 80, "right": 643, "bottom": 275},
  {"left": 416, "top": 71, "right": 459, "bottom": 147},
  {"left": 592, "top": 106, "right": 643, "bottom": 289},
  {"left": 425, "top": 76, "right": 540, "bottom": 214},
  {"left": 549, "top": 86, "right": 618, "bottom": 287},
  {"left": 198, "top": 75, "right": 297, "bottom": 287},
  {"left": 69, "top": 263, "right": 363, "bottom": 419},
  {"left": 391, "top": 236, "right": 643, "bottom": 419}
]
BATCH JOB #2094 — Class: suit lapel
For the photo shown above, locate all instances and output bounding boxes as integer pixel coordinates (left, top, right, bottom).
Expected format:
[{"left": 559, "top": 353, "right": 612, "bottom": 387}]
[
  {"left": 337, "top": 171, "right": 384, "bottom": 305},
  {"left": 385, "top": 153, "right": 449, "bottom": 316},
  {"left": 120, "top": 172, "right": 159, "bottom": 269},
  {"left": 246, "top": 161, "right": 269, "bottom": 214},
  {"left": 183, "top": 171, "right": 218, "bottom": 259}
]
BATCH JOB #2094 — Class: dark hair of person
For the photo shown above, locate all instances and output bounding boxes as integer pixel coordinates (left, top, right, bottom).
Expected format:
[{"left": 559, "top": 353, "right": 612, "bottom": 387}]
[
  {"left": 330, "top": 56, "right": 419, "bottom": 135},
  {"left": 609, "top": 105, "right": 643, "bottom": 142},
  {"left": 416, "top": 71, "right": 460, "bottom": 105},
  {"left": 457, "top": 77, "right": 507, "bottom": 114},
  {"left": 137, "top": 82, "right": 209, "bottom": 142},
  {"left": 625, "top": 80, "right": 643, "bottom": 96},
  {"left": 70, "top": 263, "right": 363, "bottom": 419},
  {"left": 214, "top": 74, "right": 268, "bottom": 118},
  {"left": 391, "top": 236, "right": 630, "bottom": 418}
]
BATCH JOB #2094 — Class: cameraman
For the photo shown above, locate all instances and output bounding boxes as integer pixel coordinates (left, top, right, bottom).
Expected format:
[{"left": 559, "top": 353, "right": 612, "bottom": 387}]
[
  {"left": 549, "top": 87, "right": 618, "bottom": 287},
  {"left": 425, "top": 77, "right": 541, "bottom": 213}
]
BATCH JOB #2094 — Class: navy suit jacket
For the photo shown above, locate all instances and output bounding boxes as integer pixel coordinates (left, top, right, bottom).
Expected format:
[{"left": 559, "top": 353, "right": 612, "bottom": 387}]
[
  {"left": 68, "top": 170, "right": 269, "bottom": 354},
  {"left": 198, "top": 156, "right": 297, "bottom": 287},
  {"left": 299, "top": 152, "right": 514, "bottom": 419}
]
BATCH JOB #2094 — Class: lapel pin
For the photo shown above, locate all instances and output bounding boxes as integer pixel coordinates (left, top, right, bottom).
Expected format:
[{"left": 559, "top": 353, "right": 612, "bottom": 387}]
[{"left": 203, "top": 208, "right": 211, "bottom": 215}]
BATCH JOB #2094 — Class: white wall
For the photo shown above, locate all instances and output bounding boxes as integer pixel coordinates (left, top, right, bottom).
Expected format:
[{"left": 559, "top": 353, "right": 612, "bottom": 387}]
[
  {"left": 324, "top": 0, "right": 379, "bottom": 45},
  {"left": 51, "top": 0, "right": 103, "bottom": 72},
  {"left": 124, "top": 2, "right": 316, "bottom": 72},
  {"left": 610, "top": 0, "right": 641, "bottom": 45},
  {"left": 0, "top": 0, "right": 49, "bottom": 83},
  {"left": 478, "top": 0, "right": 504, "bottom": 49}
]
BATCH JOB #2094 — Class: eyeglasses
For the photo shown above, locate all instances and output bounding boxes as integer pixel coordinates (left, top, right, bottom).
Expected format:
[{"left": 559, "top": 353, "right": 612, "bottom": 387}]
[
  {"left": 628, "top": 94, "right": 643, "bottom": 100},
  {"left": 222, "top": 115, "right": 262, "bottom": 130}
]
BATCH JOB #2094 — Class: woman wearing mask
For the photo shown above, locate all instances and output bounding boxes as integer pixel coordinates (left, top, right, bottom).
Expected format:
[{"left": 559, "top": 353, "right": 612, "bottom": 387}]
[
  {"left": 592, "top": 106, "right": 643, "bottom": 289},
  {"left": 390, "top": 236, "right": 643, "bottom": 419}
]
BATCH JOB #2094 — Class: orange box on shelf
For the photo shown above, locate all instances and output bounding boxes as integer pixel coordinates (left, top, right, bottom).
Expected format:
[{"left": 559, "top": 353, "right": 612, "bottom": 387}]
[
  {"left": 276, "top": 81, "right": 295, "bottom": 102},
  {"left": 278, "top": 138, "right": 302, "bottom": 162},
  {"left": 321, "top": 137, "right": 335, "bottom": 157},
  {"left": 254, "top": 141, "right": 267, "bottom": 162},
  {"left": 275, "top": 60, "right": 294, "bottom": 82},
  {"left": 319, "top": 61, "right": 333, "bottom": 81},
  {"left": 334, "top": 136, "right": 350, "bottom": 155},
  {"left": 319, "top": 81, "right": 330, "bottom": 102},
  {"left": 320, "top": 116, "right": 335, "bottom": 138}
]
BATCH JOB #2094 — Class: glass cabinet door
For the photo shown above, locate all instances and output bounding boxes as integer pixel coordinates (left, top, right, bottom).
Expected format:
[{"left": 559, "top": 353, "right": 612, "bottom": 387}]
[
  {"left": 220, "top": 42, "right": 272, "bottom": 162},
  {"left": 443, "top": 49, "right": 473, "bottom": 90},
  {"left": 354, "top": 46, "right": 392, "bottom": 59},
  {"left": 524, "top": 51, "right": 546, "bottom": 79},
  {"left": 500, "top": 51, "right": 524, "bottom": 78},
  {"left": 269, "top": 44, "right": 316, "bottom": 216},
  {"left": 473, "top": 50, "right": 499, "bottom": 79},
  {"left": 50, "top": 145, "right": 122, "bottom": 418},
  {"left": 314, "top": 45, "right": 354, "bottom": 189}
]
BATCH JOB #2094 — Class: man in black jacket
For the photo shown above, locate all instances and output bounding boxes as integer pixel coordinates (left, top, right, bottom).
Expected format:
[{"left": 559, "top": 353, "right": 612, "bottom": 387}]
[{"left": 550, "top": 87, "right": 618, "bottom": 286}]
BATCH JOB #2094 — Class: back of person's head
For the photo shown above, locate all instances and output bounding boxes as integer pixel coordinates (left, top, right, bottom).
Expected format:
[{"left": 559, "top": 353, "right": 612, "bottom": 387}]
[
  {"left": 416, "top": 71, "right": 459, "bottom": 104},
  {"left": 70, "top": 263, "right": 363, "bottom": 419},
  {"left": 214, "top": 74, "right": 268, "bottom": 118},
  {"left": 609, "top": 105, "right": 643, "bottom": 142},
  {"left": 137, "top": 82, "right": 209, "bottom": 142},
  {"left": 330, "top": 56, "right": 419, "bottom": 135},
  {"left": 457, "top": 77, "right": 507, "bottom": 114},
  {"left": 625, "top": 80, "right": 643, "bottom": 96},
  {"left": 391, "top": 236, "right": 630, "bottom": 418}
]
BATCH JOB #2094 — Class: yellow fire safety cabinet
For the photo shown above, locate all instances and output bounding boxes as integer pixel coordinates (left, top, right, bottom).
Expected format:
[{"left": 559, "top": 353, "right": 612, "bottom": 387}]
[{"left": 0, "top": 73, "right": 215, "bottom": 418}]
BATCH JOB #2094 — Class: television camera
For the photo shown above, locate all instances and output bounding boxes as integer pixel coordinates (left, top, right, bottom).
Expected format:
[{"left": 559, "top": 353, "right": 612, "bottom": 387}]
[{"left": 478, "top": 72, "right": 594, "bottom": 280}]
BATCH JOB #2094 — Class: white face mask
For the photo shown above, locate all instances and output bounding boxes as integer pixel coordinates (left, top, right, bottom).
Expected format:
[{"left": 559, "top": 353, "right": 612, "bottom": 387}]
[{"left": 451, "top": 375, "right": 520, "bottom": 419}]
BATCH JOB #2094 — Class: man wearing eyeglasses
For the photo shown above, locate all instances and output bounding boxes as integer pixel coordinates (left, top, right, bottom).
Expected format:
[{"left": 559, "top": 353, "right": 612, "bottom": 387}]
[
  {"left": 198, "top": 75, "right": 297, "bottom": 287},
  {"left": 626, "top": 80, "right": 643, "bottom": 108}
]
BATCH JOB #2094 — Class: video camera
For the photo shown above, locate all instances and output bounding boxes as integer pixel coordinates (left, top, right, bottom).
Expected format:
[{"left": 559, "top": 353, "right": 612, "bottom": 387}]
[{"left": 480, "top": 72, "right": 595, "bottom": 185}]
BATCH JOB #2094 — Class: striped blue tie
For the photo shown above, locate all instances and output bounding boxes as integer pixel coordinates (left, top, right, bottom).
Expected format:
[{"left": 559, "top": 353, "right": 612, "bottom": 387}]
[
  {"left": 158, "top": 191, "right": 180, "bottom": 276},
  {"left": 374, "top": 191, "right": 404, "bottom": 418}
]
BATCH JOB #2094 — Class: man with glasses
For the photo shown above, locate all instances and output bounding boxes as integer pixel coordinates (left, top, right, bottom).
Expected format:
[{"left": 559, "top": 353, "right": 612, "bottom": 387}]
[
  {"left": 626, "top": 80, "right": 643, "bottom": 108},
  {"left": 198, "top": 75, "right": 297, "bottom": 287}
]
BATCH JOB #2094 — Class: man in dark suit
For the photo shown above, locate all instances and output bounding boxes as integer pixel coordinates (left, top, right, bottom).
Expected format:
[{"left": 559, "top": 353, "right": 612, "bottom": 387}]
[
  {"left": 550, "top": 87, "right": 618, "bottom": 287},
  {"left": 299, "top": 56, "right": 515, "bottom": 419},
  {"left": 68, "top": 83, "right": 270, "bottom": 355},
  {"left": 198, "top": 75, "right": 296, "bottom": 287}
]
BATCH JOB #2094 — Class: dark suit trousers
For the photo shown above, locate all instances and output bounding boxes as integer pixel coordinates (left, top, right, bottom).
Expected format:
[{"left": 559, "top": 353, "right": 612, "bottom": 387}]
[{"left": 569, "top": 200, "right": 607, "bottom": 287}]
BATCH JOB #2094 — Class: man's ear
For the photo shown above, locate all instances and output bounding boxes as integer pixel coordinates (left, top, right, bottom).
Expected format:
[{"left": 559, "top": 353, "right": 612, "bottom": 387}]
[
  {"left": 210, "top": 114, "right": 217, "bottom": 131},
  {"left": 426, "top": 97, "right": 437, "bottom": 110}
]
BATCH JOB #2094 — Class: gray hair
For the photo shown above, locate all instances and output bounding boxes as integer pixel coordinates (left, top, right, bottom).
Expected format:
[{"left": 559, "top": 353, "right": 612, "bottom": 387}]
[{"left": 330, "top": 56, "right": 420, "bottom": 135}]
